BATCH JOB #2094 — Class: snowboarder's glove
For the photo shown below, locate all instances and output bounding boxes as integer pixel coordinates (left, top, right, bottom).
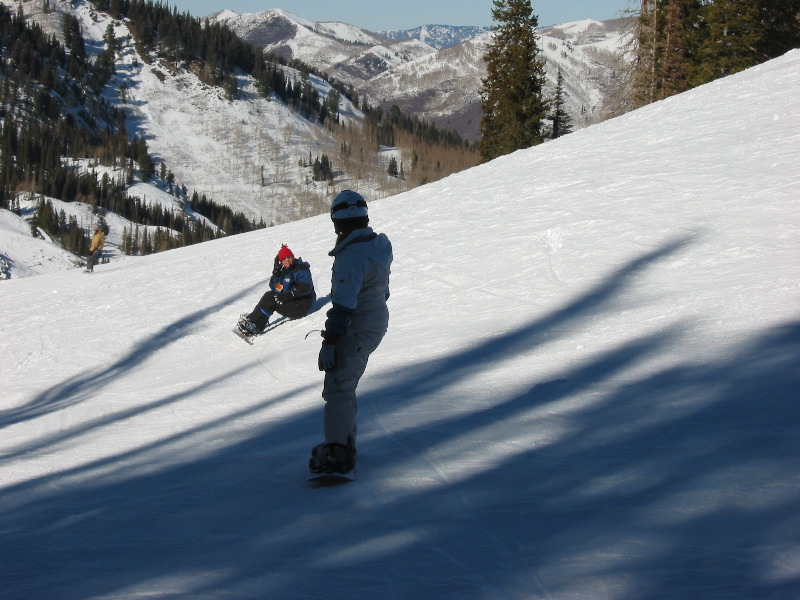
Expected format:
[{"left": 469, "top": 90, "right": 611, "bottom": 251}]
[
  {"left": 272, "top": 256, "right": 282, "bottom": 278},
  {"left": 318, "top": 342, "right": 336, "bottom": 372}
]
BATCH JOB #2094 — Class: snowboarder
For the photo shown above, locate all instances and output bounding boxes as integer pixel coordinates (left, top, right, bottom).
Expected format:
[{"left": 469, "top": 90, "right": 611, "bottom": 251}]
[
  {"left": 84, "top": 224, "right": 105, "bottom": 273},
  {"left": 309, "top": 190, "right": 393, "bottom": 476},
  {"left": 237, "top": 244, "right": 316, "bottom": 337}
]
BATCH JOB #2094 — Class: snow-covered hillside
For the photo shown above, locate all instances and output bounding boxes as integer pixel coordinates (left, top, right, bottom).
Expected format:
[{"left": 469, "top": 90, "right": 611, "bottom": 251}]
[
  {"left": 211, "top": 9, "right": 437, "bottom": 80},
  {"left": 377, "top": 24, "right": 493, "bottom": 50},
  {"left": 3, "top": 0, "right": 408, "bottom": 238},
  {"left": 0, "top": 208, "right": 78, "bottom": 278},
  {"left": 0, "top": 164, "right": 209, "bottom": 280},
  {"left": 1, "top": 50, "right": 799, "bottom": 600},
  {"left": 365, "top": 17, "right": 632, "bottom": 138},
  {"left": 540, "top": 18, "right": 632, "bottom": 121}
]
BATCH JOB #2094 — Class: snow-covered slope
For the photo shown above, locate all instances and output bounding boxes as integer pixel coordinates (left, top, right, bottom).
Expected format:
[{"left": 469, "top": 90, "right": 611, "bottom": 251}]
[
  {"left": 0, "top": 209, "right": 78, "bottom": 278},
  {"left": 2, "top": 51, "right": 799, "bottom": 599}
]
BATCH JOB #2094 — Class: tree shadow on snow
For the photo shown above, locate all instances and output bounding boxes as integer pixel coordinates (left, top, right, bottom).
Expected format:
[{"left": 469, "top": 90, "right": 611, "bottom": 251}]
[
  {"left": 2, "top": 234, "right": 799, "bottom": 599},
  {"left": 0, "top": 281, "right": 262, "bottom": 429}
]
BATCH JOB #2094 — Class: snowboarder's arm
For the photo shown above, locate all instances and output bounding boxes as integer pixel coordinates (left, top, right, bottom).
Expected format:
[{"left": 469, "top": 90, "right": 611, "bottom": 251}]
[
  {"left": 322, "top": 303, "right": 353, "bottom": 344},
  {"left": 318, "top": 302, "right": 352, "bottom": 372},
  {"left": 291, "top": 266, "right": 314, "bottom": 297}
]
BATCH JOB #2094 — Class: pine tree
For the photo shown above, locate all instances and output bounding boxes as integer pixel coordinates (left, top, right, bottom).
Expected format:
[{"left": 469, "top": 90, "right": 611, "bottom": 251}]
[
  {"left": 479, "top": 0, "right": 548, "bottom": 162},
  {"left": 632, "top": 0, "right": 659, "bottom": 106},
  {"left": 387, "top": 156, "right": 399, "bottom": 177},
  {"left": 95, "top": 212, "right": 109, "bottom": 235},
  {"left": 629, "top": 0, "right": 798, "bottom": 101},
  {"left": 659, "top": 0, "right": 693, "bottom": 98},
  {"left": 694, "top": 0, "right": 765, "bottom": 85},
  {"left": 121, "top": 226, "right": 132, "bottom": 255},
  {"left": 755, "top": 0, "right": 800, "bottom": 61},
  {"left": 550, "top": 69, "right": 573, "bottom": 139}
]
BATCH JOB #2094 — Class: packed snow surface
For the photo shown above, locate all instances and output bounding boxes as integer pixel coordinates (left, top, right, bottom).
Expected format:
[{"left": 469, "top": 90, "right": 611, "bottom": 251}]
[{"left": 1, "top": 51, "right": 799, "bottom": 599}]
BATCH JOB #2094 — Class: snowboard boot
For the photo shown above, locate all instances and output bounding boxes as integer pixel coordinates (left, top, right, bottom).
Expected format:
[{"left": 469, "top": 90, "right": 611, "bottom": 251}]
[
  {"left": 237, "top": 315, "right": 262, "bottom": 337},
  {"left": 309, "top": 441, "right": 356, "bottom": 474}
]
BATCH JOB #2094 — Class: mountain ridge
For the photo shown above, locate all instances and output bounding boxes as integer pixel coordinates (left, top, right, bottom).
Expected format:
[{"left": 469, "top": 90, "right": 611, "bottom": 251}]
[{"left": 213, "top": 9, "right": 632, "bottom": 140}]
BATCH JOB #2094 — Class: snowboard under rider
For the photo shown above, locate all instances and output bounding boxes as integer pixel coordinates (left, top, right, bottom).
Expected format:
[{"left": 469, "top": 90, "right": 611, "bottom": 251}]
[
  {"left": 309, "top": 190, "right": 393, "bottom": 475},
  {"left": 238, "top": 244, "right": 316, "bottom": 336},
  {"left": 84, "top": 224, "right": 105, "bottom": 273}
]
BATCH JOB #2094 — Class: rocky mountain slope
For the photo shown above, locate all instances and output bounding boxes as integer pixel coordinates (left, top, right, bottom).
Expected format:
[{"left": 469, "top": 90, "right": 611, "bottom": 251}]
[{"left": 212, "top": 9, "right": 633, "bottom": 140}]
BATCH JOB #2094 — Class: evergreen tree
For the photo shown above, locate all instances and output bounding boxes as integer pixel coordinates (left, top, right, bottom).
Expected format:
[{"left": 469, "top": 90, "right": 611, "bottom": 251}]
[
  {"left": 755, "top": 0, "right": 800, "bottom": 61},
  {"left": 693, "top": 0, "right": 764, "bottom": 85},
  {"left": 631, "top": 0, "right": 701, "bottom": 106},
  {"left": 95, "top": 212, "right": 109, "bottom": 235},
  {"left": 387, "top": 156, "right": 399, "bottom": 177},
  {"left": 629, "top": 0, "right": 655, "bottom": 107},
  {"left": 479, "top": 0, "right": 548, "bottom": 162},
  {"left": 311, "top": 154, "right": 333, "bottom": 181},
  {"left": 630, "top": 0, "right": 800, "bottom": 105},
  {"left": 550, "top": 69, "right": 573, "bottom": 139},
  {"left": 659, "top": 0, "right": 694, "bottom": 97}
]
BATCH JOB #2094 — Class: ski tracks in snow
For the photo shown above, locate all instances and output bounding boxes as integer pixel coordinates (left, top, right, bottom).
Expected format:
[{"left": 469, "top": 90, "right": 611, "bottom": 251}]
[{"left": 359, "top": 399, "right": 553, "bottom": 600}]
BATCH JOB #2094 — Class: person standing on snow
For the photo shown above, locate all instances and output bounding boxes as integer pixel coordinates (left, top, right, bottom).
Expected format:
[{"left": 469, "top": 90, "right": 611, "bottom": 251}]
[
  {"left": 309, "top": 190, "right": 393, "bottom": 475},
  {"left": 84, "top": 224, "right": 105, "bottom": 273},
  {"left": 237, "top": 244, "right": 316, "bottom": 337}
]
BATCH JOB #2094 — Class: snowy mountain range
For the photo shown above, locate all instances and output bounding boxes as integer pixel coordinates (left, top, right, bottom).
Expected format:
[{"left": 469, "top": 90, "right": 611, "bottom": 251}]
[
  {"left": 377, "top": 24, "right": 493, "bottom": 50},
  {"left": 212, "top": 9, "right": 633, "bottom": 140},
  {"left": 2, "top": 49, "right": 799, "bottom": 600}
]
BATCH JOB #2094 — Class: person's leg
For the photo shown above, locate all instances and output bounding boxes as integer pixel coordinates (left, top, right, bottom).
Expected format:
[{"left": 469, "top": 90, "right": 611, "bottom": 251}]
[
  {"left": 85, "top": 249, "right": 100, "bottom": 271},
  {"left": 276, "top": 295, "right": 314, "bottom": 320},
  {"left": 247, "top": 291, "right": 279, "bottom": 330},
  {"left": 321, "top": 329, "right": 384, "bottom": 446}
]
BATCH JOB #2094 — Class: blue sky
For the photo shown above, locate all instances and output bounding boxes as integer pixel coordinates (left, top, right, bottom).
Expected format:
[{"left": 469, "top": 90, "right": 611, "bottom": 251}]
[{"left": 167, "top": 1, "right": 632, "bottom": 31}]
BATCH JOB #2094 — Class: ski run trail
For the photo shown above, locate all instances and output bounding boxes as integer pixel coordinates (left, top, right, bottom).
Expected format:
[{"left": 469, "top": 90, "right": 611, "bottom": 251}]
[{"left": 1, "top": 50, "right": 799, "bottom": 600}]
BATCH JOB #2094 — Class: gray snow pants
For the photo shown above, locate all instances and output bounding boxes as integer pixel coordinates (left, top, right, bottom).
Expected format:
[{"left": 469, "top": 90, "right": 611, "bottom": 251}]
[
  {"left": 322, "top": 327, "right": 386, "bottom": 446},
  {"left": 85, "top": 249, "right": 102, "bottom": 272}
]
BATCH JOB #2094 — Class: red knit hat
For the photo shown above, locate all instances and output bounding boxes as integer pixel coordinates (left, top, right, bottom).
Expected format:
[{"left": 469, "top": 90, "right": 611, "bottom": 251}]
[{"left": 277, "top": 244, "right": 294, "bottom": 261}]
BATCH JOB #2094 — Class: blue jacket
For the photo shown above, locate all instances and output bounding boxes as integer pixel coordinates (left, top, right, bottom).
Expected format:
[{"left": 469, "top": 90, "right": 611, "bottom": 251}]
[
  {"left": 271, "top": 258, "right": 316, "bottom": 301},
  {"left": 323, "top": 227, "right": 392, "bottom": 342}
]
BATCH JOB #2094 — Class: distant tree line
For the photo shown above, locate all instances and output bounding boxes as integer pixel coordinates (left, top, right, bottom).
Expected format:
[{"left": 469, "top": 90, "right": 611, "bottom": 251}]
[
  {"left": 477, "top": 0, "right": 798, "bottom": 163},
  {"left": 30, "top": 198, "right": 91, "bottom": 255},
  {"left": 0, "top": 3, "right": 134, "bottom": 202},
  {"left": 190, "top": 191, "right": 265, "bottom": 235},
  {"left": 362, "top": 102, "right": 472, "bottom": 150},
  {"left": 630, "top": 0, "right": 800, "bottom": 107}
]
